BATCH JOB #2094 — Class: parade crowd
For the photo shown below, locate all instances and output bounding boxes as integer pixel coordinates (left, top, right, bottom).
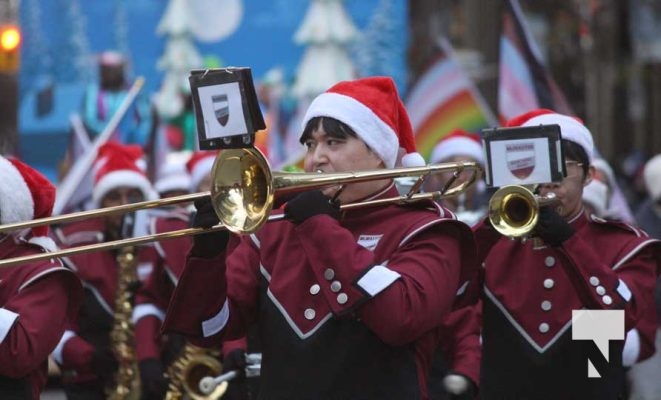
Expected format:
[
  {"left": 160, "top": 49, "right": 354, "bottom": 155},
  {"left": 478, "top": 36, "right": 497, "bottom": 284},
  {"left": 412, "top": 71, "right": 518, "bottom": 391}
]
[{"left": 1, "top": 53, "right": 661, "bottom": 400}]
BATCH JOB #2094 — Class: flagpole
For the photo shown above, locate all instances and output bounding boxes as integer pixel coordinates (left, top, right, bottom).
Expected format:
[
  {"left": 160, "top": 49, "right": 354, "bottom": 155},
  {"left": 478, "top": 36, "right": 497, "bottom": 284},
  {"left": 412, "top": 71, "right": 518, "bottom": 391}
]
[{"left": 53, "top": 77, "right": 145, "bottom": 215}]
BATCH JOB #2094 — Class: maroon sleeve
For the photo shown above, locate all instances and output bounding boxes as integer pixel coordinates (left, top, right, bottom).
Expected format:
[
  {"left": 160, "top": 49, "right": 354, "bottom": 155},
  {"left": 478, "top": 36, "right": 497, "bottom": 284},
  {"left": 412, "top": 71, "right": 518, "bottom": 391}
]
[
  {"left": 436, "top": 302, "right": 482, "bottom": 387},
  {"left": 559, "top": 238, "right": 659, "bottom": 330},
  {"left": 472, "top": 218, "right": 502, "bottom": 265},
  {"left": 162, "top": 253, "right": 229, "bottom": 347},
  {"left": 61, "top": 334, "right": 96, "bottom": 371},
  {"left": 295, "top": 216, "right": 466, "bottom": 346},
  {"left": 0, "top": 271, "right": 81, "bottom": 377},
  {"left": 135, "top": 316, "right": 163, "bottom": 361}
]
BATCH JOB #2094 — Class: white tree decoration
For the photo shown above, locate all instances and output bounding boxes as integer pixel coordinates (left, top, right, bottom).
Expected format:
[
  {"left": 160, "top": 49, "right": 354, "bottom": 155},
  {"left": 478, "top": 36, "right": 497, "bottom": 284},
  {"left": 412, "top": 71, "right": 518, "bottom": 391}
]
[{"left": 291, "top": 0, "right": 359, "bottom": 99}]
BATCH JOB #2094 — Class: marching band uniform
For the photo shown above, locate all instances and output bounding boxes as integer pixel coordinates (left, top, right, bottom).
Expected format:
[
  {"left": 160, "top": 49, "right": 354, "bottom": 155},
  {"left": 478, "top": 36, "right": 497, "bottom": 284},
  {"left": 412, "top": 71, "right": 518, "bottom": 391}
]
[
  {"left": 133, "top": 209, "right": 190, "bottom": 400},
  {"left": 52, "top": 143, "right": 160, "bottom": 399},
  {"left": 426, "top": 129, "right": 487, "bottom": 399},
  {"left": 475, "top": 110, "right": 661, "bottom": 400},
  {"left": 0, "top": 157, "right": 82, "bottom": 400},
  {"left": 163, "top": 77, "right": 479, "bottom": 400}
]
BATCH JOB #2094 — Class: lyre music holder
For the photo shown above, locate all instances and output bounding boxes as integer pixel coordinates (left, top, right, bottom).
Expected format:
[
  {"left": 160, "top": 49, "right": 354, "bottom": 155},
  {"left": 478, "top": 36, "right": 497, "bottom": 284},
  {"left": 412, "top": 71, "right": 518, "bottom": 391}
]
[
  {"left": 189, "top": 67, "right": 266, "bottom": 150},
  {"left": 481, "top": 124, "right": 566, "bottom": 188}
]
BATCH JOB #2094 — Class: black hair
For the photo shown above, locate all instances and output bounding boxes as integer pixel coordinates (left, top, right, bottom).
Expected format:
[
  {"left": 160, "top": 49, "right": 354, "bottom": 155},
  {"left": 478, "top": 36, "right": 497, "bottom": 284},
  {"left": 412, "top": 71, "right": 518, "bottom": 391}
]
[
  {"left": 562, "top": 139, "right": 590, "bottom": 177},
  {"left": 299, "top": 116, "right": 358, "bottom": 144}
]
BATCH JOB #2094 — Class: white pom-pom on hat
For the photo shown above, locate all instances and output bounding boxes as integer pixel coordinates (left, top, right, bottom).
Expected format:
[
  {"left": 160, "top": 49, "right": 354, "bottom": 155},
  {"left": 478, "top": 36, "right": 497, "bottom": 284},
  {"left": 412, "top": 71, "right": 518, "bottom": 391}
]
[
  {"left": 643, "top": 154, "right": 661, "bottom": 201},
  {"left": 0, "top": 156, "right": 58, "bottom": 251}
]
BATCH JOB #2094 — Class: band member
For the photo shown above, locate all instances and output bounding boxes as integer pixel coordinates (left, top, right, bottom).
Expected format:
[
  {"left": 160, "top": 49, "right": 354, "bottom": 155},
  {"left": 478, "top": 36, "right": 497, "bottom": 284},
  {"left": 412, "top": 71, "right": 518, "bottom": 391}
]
[
  {"left": 52, "top": 142, "right": 161, "bottom": 400},
  {"left": 474, "top": 109, "right": 661, "bottom": 399},
  {"left": 134, "top": 150, "right": 254, "bottom": 400},
  {"left": 152, "top": 152, "right": 192, "bottom": 200},
  {"left": 163, "top": 76, "right": 479, "bottom": 399},
  {"left": 132, "top": 151, "right": 205, "bottom": 400},
  {"left": 0, "top": 156, "right": 82, "bottom": 399},
  {"left": 426, "top": 129, "right": 488, "bottom": 227}
]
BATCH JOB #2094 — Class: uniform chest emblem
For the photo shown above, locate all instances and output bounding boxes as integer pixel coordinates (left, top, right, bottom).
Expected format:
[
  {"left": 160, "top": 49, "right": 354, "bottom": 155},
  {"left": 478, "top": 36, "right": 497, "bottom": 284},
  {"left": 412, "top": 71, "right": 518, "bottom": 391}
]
[{"left": 357, "top": 234, "right": 383, "bottom": 251}]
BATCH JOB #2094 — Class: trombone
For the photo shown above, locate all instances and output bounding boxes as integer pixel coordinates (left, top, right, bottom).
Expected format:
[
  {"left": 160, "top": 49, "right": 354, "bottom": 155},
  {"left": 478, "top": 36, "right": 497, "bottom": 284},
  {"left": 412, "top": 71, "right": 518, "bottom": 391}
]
[{"left": 0, "top": 147, "right": 483, "bottom": 268}]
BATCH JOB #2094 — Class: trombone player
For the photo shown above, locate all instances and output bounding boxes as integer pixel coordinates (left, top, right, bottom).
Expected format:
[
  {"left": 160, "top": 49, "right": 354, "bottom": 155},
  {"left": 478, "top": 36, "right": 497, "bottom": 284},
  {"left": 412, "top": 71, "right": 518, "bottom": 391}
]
[
  {"left": 163, "top": 76, "right": 480, "bottom": 399},
  {"left": 0, "top": 156, "right": 82, "bottom": 400},
  {"left": 474, "top": 109, "right": 661, "bottom": 400}
]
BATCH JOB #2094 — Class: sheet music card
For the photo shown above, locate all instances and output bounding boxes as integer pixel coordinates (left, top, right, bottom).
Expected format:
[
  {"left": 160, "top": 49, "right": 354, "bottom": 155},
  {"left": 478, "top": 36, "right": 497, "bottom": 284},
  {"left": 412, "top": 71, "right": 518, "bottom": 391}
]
[
  {"left": 481, "top": 124, "right": 565, "bottom": 187},
  {"left": 189, "top": 67, "right": 266, "bottom": 150}
]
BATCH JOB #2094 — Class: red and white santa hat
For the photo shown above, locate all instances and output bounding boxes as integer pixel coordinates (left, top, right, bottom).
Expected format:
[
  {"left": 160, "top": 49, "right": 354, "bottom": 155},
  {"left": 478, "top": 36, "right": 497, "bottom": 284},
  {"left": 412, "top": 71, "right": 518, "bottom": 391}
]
[
  {"left": 643, "top": 154, "right": 661, "bottom": 201},
  {"left": 506, "top": 109, "right": 594, "bottom": 162},
  {"left": 154, "top": 152, "right": 192, "bottom": 196},
  {"left": 430, "top": 129, "right": 484, "bottom": 165},
  {"left": 301, "top": 76, "right": 425, "bottom": 168},
  {"left": 0, "top": 156, "right": 57, "bottom": 250},
  {"left": 92, "top": 142, "right": 158, "bottom": 206},
  {"left": 186, "top": 151, "right": 219, "bottom": 192}
]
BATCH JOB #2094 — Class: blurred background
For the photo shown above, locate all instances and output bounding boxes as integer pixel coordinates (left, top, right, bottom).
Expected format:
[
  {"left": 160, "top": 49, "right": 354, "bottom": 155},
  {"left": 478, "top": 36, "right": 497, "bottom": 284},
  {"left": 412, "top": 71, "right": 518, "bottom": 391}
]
[{"left": 0, "top": 0, "right": 660, "bottom": 209}]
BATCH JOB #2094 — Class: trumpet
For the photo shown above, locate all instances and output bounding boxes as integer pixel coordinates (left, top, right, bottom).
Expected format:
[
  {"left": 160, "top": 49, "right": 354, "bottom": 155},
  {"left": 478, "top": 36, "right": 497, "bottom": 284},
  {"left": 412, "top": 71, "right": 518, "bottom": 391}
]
[
  {"left": 487, "top": 185, "right": 557, "bottom": 238},
  {"left": 0, "top": 147, "right": 483, "bottom": 268}
]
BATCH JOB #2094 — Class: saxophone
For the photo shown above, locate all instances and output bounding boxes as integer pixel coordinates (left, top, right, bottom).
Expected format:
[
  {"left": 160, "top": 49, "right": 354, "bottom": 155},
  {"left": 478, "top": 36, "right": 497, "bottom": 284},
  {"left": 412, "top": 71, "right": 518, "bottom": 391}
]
[
  {"left": 107, "top": 245, "right": 141, "bottom": 400},
  {"left": 165, "top": 342, "right": 227, "bottom": 400}
]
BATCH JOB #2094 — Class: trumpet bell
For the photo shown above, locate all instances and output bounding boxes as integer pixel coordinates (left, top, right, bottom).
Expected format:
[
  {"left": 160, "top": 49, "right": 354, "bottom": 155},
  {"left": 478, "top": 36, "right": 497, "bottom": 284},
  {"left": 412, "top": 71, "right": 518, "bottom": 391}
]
[{"left": 488, "top": 185, "right": 540, "bottom": 238}]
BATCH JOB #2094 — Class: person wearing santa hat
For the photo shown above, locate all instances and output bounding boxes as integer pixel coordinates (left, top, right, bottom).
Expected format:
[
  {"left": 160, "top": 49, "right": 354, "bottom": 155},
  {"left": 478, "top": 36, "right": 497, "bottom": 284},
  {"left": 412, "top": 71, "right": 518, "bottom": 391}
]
[
  {"left": 131, "top": 149, "right": 228, "bottom": 400},
  {"left": 625, "top": 153, "right": 661, "bottom": 400},
  {"left": 426, "top": 128, "right": 488, "bottom": 228},
  {"left": 0, "top": 156, "right": 82, "bottom": 399},
  {"left": 160, "top": 76, "right": 479, "bottom": 399},
  {"left": 51, "top": 142, "right": 162, "bottom": 400},
  {"left": 473, "top": 109, "right": 661, "bottom": 399}
]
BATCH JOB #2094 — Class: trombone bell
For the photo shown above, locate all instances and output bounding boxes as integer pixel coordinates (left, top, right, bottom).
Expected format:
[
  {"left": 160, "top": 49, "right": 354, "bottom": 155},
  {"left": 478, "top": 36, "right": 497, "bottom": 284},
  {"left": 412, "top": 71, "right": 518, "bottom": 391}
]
[{"left": 210, "top": 148, "right": 273, "bottom": 234}]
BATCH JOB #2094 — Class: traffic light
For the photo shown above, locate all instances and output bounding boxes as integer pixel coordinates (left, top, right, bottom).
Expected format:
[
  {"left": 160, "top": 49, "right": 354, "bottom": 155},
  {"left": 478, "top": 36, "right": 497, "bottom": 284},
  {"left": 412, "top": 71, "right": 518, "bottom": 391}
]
[{"left": 0, "top": 24, "right": 21, "bottom": 73}]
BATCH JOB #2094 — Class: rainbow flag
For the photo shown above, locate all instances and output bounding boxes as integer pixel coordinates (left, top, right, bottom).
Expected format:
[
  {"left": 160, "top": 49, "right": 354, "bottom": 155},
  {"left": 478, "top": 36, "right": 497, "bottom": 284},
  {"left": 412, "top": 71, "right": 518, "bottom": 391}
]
[{"left": 405, "top": 38, "right": 497, "bottom": 162}]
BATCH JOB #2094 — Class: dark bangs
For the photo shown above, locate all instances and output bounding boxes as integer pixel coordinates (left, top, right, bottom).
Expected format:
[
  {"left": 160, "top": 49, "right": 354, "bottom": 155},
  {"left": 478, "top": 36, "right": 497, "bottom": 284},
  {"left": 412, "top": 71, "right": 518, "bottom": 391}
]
[{"left": 299, "top": 117, "right": 358, "bottom": 144}]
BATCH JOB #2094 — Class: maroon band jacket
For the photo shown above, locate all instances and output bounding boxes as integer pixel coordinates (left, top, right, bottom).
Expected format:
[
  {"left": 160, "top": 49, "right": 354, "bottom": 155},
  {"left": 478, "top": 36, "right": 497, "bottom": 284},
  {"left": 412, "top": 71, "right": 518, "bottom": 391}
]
[
  {"left": 163, "top": 184, "right": 479, "bottom": 400},
  {"left": 0, "top": 235, "right": 82, "bottom": 399},
  {"left": 476, "top": 211, "right": 660, "bottom": 400}
]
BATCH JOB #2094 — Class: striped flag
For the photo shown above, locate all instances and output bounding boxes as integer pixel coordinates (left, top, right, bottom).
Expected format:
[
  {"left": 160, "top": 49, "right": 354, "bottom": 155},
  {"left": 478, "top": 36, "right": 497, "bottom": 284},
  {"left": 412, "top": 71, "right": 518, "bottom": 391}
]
[
  {"left": 498, "top": 0, "right": 634, "bottom": 223},
  {"left": 405, "top": 38, "right": 497, "bottom": 162},
  {"left": 498, "top": 0, "right": 573, "bottom": 122}
]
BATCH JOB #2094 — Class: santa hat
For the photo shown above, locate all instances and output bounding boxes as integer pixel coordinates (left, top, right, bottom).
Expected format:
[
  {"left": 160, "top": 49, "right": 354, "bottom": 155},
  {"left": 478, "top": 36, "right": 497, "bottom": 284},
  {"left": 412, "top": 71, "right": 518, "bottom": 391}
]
[
  {"left": 430, "top": 129, "right": 484, "bottom": 165},
  {"left": 92, "top": 142, "right": 158, "bottom": 206},
  {"left": 154, "top": 152, "right": 192, "bottom": 195},
  {"left": 301, "top": 76, "right": 425, "bottom": 168},
  {"left": 643, "top": 154, "right": 661, "bottom": 201},
  {"left": 186, "top": 151, "right": 219, "bottom": 192},
  {"left": 582, "top": 179, "right": 609, "bottom": 217},
  {"left": 0, "top": 156, "right": 57, "bottom": 250},
  {"left": 506, "top": 109, "right": 594, "bottom": 162}
]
